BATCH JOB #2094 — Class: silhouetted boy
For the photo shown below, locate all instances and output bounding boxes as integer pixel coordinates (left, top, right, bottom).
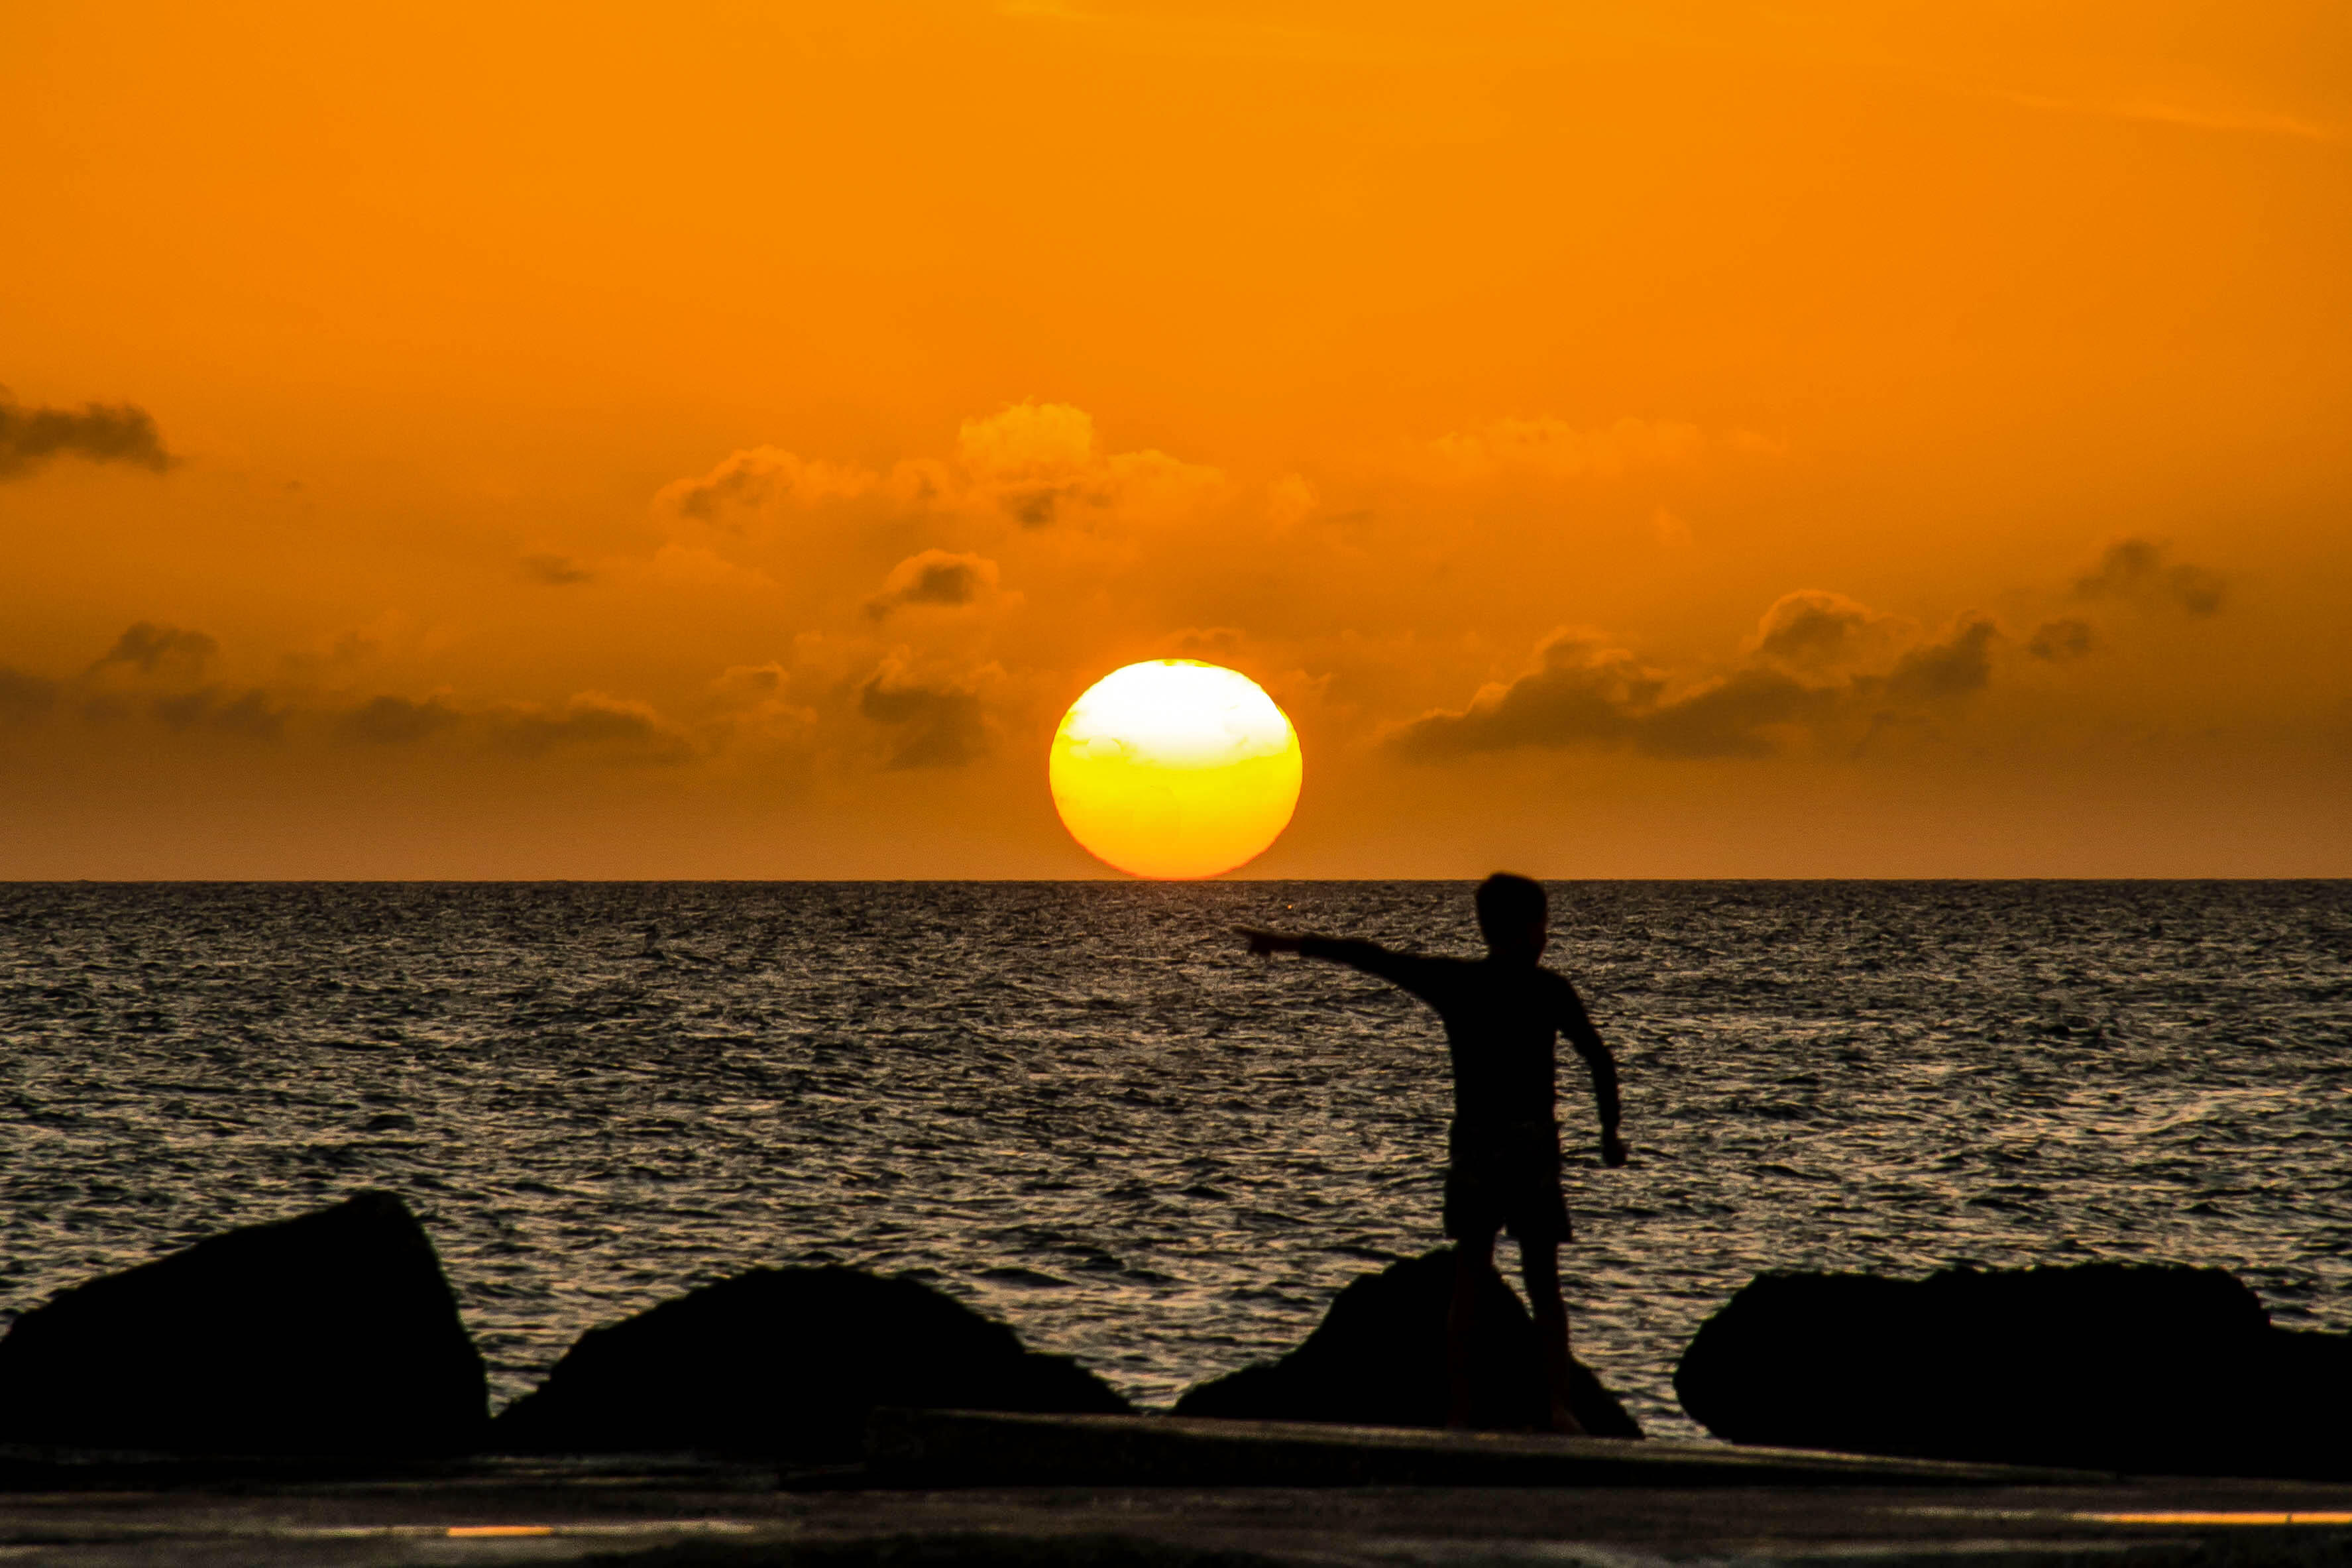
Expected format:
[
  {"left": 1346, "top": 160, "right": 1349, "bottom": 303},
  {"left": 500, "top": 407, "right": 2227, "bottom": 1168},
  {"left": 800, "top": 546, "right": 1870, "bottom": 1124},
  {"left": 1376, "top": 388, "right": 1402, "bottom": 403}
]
[{"left": 1239, "top": 873, "right": 1626, "bottom": 1434}]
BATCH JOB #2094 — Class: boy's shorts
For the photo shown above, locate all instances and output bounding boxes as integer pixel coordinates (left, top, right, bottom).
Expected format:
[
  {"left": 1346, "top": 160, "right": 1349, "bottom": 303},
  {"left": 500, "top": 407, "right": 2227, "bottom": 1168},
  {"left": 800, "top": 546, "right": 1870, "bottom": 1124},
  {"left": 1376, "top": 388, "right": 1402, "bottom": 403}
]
[{"left": 1443, "top": 1118, "right": 1573, "bottom": 1243}]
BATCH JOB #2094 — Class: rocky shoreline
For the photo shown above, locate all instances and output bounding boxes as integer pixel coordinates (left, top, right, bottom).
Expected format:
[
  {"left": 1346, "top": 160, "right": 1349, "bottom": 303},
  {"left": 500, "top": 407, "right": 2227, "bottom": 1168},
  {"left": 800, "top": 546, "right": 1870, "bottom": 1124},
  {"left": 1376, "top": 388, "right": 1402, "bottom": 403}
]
[{"left": 0, "top": 1190, "right": 2345, "bottom": 1484}]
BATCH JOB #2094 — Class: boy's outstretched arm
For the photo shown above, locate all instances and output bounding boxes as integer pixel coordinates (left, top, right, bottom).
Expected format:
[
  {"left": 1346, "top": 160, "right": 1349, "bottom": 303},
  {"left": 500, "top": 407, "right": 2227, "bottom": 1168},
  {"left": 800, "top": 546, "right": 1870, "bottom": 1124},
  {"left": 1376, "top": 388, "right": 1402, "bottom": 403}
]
[
  {"left": 1235, "top": 926, "right": 1304, "bottom": 956},
  {"left": 1234, "top": 926, "right": 1440, "bottom": 995},
  {"left": 1559, "top": 984, "right": 1629, "bottom": 1167},
  {"left": 1237, "top": 925, "right": 1398, "bottom": 966}
]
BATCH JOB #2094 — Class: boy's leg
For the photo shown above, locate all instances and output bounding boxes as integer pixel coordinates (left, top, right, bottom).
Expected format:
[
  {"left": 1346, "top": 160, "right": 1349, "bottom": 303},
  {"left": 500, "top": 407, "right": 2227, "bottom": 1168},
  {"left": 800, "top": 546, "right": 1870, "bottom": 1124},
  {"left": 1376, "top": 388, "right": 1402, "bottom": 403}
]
[
  {"left": 1520, "top": 1241, "right": 1588, "bottom": 1436},
  {"left": 1446, "top": 1231, "right": 1497, "bottom": 1428}
]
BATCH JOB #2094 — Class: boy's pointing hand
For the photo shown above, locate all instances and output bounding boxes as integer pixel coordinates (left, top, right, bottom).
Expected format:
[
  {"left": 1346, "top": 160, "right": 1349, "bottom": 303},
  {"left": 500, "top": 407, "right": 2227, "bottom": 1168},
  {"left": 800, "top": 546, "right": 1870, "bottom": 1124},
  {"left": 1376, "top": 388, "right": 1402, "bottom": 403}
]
[{"left": 1235, "top": 925, "right": 1301, "bottom": 956}]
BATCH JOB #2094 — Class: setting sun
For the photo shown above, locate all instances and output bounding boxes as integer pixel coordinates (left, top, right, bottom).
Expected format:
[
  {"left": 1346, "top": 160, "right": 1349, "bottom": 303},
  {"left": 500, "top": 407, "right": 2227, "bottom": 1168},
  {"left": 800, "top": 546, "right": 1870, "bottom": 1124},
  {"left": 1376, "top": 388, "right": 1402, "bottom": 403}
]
[{"left": 1049, "top": 661, "right": 1303, "bottom": 879}]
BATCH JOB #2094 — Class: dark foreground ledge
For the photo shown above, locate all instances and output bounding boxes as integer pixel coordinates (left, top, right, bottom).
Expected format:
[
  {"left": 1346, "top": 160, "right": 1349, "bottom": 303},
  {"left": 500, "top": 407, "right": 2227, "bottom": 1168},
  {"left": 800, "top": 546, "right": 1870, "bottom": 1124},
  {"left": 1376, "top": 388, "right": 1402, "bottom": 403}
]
[
  {"left": 1, "top": 1453, "right": 2351, "bottom": 1568},
  {"left": 3, "top": 1426, "right": 2352, "bottom": 1568},
  {"left": 868, "top": 1408, "right": 2112, "bottom": 1488}
]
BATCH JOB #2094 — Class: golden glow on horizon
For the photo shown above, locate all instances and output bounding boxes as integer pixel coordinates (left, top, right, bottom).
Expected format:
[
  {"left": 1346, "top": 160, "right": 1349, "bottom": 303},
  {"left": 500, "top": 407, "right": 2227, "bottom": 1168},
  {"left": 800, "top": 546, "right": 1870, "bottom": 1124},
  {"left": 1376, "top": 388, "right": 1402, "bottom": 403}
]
[
  {"left": 1, "top": 1, "right": 2348, "bottom": 877},
  {"left": 1050, "top": 661, "right": 1303, "bottom": 879}
]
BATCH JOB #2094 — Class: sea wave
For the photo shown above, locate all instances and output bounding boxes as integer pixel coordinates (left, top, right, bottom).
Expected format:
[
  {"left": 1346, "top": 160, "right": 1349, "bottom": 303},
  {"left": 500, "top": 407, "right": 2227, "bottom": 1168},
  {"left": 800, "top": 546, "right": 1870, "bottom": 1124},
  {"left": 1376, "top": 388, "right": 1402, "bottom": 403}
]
[{"left": 1, "top": 879, "right": 2345, "bottom": 1437}]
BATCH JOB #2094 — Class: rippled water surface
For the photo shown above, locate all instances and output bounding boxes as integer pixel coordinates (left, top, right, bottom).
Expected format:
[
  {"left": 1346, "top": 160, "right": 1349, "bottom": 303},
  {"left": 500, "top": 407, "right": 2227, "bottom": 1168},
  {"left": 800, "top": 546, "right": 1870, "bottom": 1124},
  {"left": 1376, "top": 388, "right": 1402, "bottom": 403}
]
[{"left": 3, "top": 881, "right": 2347, "bottom": 1437}]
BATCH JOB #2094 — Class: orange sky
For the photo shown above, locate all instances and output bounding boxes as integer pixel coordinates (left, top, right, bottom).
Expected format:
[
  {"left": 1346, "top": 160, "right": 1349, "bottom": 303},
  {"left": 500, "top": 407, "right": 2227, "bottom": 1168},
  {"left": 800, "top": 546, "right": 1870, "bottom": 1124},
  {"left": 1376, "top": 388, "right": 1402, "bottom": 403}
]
[{"left": 3, "top": 0, "right": 2348, "bottom": 877}]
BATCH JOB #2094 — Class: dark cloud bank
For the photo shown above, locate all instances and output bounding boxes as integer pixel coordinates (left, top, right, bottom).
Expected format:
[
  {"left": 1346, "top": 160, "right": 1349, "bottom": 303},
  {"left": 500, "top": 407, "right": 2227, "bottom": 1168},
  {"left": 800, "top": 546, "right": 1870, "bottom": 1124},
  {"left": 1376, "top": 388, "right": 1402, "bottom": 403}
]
[
  {"left": 1394, "top": 602, "right": 1997, "bottom": 761},
  {"left": 2027, "top": 618, "right": 2099, "bottom": 662},
  {"left": 866, "top": 551, "right": 995, "bottom": 619},
  {"left": 94, "top": 622, "right": 217, "bottom": 675},
  {"left": 858, "top": 671, "right": 985, "bottom": 767},
  {"left": 3, "top": 625, "right": 691, "bottom": 767},
  {"left": 339, "top": 695, "right": 463, "bottom": 744},
  {"left": 0, "top": 391, "right": 174, "bottom": 480},
  {"left": 487, "top": 697, "right": 692, "bottom": 765},
  {"left": 2074, "top": 537, "right": 2226, "bottom": 616}
]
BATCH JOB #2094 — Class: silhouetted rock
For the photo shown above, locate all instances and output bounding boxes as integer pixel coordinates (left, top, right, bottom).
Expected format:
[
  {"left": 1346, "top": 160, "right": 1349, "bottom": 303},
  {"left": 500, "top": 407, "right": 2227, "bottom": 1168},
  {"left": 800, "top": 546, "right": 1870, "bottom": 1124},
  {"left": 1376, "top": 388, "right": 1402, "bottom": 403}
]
[
  {"left": 490, "top": 1266, "right": 1131, "bottom": 1460},
  {"left": 1174, "top": 1249, "right": 1642, "bottom": 1436},
  {"left": 0, "top": 1190, "right": 486, "bottom": 1455},
  {"left": 1675, "top": 1263, "right": 2352, "bottom": 1479}
]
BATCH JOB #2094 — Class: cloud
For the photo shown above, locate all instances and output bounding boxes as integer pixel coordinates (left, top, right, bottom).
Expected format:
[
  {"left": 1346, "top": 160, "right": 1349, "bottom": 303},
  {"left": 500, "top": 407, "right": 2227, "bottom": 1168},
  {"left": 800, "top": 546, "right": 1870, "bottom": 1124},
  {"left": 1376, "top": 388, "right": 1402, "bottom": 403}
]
[
  {"left": 1394, "top": 598, "right": 1999, "bottom": 761},
  {"left": 150, "top": 687, "right": 285, "bottom": 740},
  {"left": 92, "top": 622, "right": 217, "bottom": 675},
  {"left": 7, "top": 627, "right": 276, "bottom": 741},
  {"left": 0, "top": 668, "right": 62, "bottom": 724},
  {"left": 956, "top": 400, "right": 1221, "bottom": 526},
  {"left": 1168, "top": 626, "right": 1247, "bottom": 661},
  {"left": 489, "top": 693, "right": 694, "bottom": 764},
  {"left": 857, "top": 656, "right": 993, "bottom": 767},
  {"left": 1428, "top": 416, "right": 1706, "bottom": 481},
  {"left": 866, "top": 549, "right": 1000, "bottom": 618},
  {"left": 0, "top": 391, "right": 175, "bottom": 480},
  {"left": 521, "top": 553, "right": 594, "bottom": 586},
  {"left": 655, "top": 445, "right": 893, "bottom": 524},
  {"left": 1390, "top": 630, "right": 1657, "bottom": 758},
  {"left": 2073, "top": 537, "right": 2225, "bottom": 616},
  {"left": 710, "top": 662, "right": 818, "bottom": 746},
  {"left": 12, "top": 622, "right": 761, "bottom": 769},
  {"left": 958, "top": 400, "right": 1097, "bottom": 481},
  {"left": 1748, "top": 590, "right": 1915, "bottom": 676},
  {"left": 1880, "top": 614, "right": 1996, "bottom": 704},
  {"left": 2027, "top": 617, "right": 2099, "bottom": 662},
  {"left": 338, "top": 695, "right": 462, "bottom": 744},
  {"left": 646, "top": 400, "right": 1221, "bottom": 648},
  {"left": 1638, "top": 669, "right": 1834, "bottom": 759},
  {"left": 716, "top": 662, "right": 791, "bottom": 697}
]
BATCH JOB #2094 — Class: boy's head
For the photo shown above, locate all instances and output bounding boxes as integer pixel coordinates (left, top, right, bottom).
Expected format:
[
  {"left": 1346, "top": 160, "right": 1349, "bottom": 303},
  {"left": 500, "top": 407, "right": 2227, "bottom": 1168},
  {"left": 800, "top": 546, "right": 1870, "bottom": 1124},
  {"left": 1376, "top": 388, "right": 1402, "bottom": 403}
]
[{"left": 1475, "top": 872, "right": 1548, "bottom": 962}]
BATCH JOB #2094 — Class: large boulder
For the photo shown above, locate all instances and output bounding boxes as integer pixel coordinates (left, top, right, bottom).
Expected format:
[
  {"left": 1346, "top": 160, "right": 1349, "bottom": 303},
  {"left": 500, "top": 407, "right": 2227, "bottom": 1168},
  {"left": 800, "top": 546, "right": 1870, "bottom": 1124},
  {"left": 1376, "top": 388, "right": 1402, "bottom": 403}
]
[
  {"left": 1675, "top": 1263, "right": 2352, "bottom": 1478},
  {"left": 1173, "top": 1249, "right": 1642, "bottom": 1437},
  {"left": 490, "top": 1266, "right": 1131, "bottom": 1460},
  {"left": 0, "top": 1190, "right": 486, "bottom": 1455}
]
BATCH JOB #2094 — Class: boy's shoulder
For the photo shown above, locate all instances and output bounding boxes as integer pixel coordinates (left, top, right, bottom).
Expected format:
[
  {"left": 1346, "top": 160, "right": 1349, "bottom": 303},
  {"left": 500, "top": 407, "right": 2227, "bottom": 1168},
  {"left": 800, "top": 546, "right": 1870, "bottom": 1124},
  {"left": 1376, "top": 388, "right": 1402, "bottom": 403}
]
[{"left": 1534, "top": 963, "right": 1583, "bottom": 995}]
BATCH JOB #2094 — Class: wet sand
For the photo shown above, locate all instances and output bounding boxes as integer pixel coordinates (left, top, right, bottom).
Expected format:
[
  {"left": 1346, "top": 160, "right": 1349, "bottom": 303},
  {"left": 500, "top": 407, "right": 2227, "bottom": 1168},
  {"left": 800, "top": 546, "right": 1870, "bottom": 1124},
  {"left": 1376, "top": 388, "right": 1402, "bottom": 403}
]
[{"left": 5, "top": 1420, "right": 2351, "bottom": 1566}]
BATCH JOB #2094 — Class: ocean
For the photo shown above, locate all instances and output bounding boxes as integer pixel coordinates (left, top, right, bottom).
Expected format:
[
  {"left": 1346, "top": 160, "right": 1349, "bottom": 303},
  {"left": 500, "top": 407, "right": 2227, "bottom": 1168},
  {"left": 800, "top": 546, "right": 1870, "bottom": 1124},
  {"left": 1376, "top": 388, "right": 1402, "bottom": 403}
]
[{"left": 1, "top": 880, "right": 2345, "bottom": 1438}]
